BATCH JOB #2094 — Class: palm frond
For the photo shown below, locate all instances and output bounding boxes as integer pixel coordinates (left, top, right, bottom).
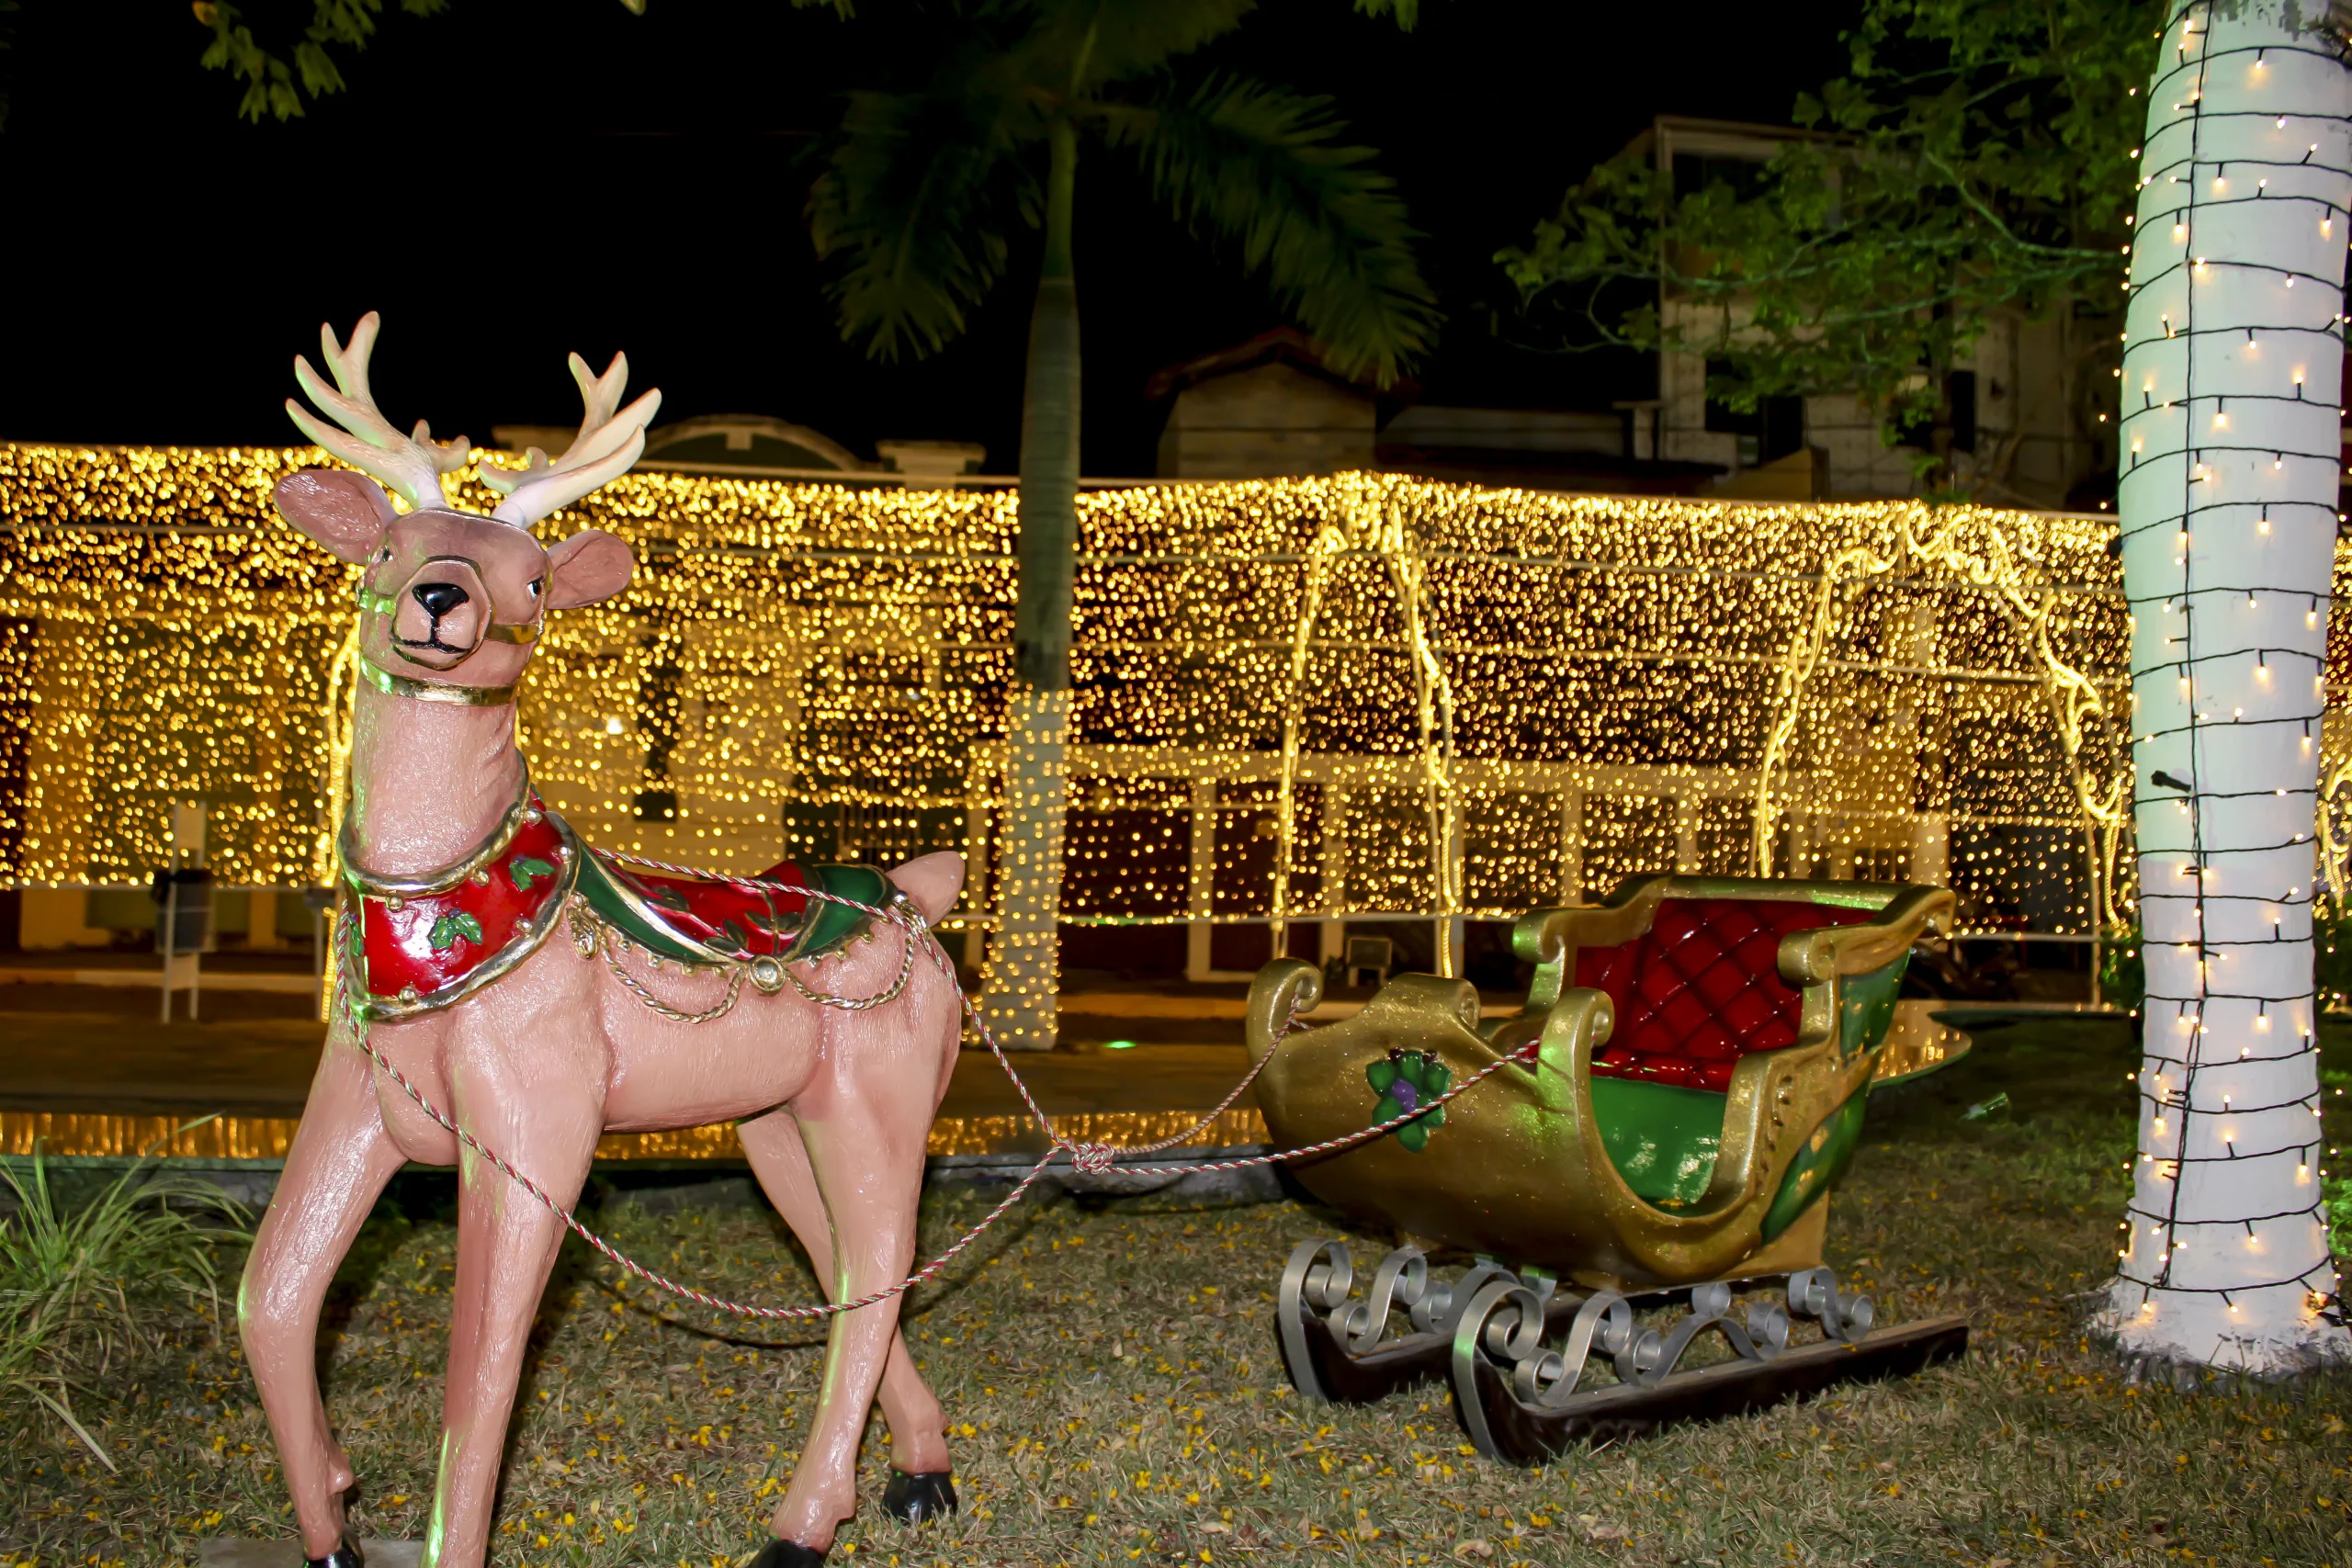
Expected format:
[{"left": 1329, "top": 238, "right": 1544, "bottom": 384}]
[
  {"left": 195, "top": 0, "right": 448, "bottom": 123},
  {"left": 1019, "top": 0, "right": 1256, "bottom": 91},
  {"left": 807, "top": 85, "right": 1038, "bottom": 360},
  {"left": 1100, "top": 74, "right": 1437, "bottom": 385}
]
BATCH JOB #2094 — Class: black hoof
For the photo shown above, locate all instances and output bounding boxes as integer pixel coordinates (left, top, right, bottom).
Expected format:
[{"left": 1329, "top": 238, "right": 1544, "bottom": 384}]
[
  {"left": 306, "top": 1541, "right": 363, "bottom": 1568},
  {"left": 747, "top": 1539, "right": 828, "bottom": 1568},
  {"left": 881, "top": 1469, "right": 959, "bottom": 1526}
]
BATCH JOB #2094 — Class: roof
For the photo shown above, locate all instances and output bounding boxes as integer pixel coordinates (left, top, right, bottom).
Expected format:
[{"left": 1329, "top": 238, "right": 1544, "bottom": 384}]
[
  {"left": 1611, "top": 114, "right": 1838, "bottom": 173},
  {"left": 1143, "top": 328, "right": 1420, "bottom": 404},
  {"left": 638, "top": 414, "right": 874, "bottom": 473}
]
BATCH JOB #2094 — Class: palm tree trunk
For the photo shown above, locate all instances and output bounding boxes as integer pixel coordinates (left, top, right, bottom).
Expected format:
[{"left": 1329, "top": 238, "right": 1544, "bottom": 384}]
[
  {"left": 2102, "top": 0, "right": 2352, "bottom": 1371},
  {"left": 987, "top": 117, "right": 1080, "bottom": 1052}
]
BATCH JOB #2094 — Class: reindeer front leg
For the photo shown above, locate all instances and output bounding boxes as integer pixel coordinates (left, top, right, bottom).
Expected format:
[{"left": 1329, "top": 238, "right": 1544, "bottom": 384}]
[
  {"left": 424, "top": 1064, "right": 600, "bottom": 1568},
  {"left": 240, "top": 1023, "right": 406, "bottom": 1562}
]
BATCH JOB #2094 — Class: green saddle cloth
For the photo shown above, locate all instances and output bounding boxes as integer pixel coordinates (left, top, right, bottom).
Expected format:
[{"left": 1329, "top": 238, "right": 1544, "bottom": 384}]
[{"left": 575, "top": 850, "right": 893, "bottom": 968}]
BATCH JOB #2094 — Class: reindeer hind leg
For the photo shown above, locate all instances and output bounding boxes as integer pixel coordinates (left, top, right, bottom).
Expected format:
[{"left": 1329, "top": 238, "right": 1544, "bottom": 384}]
[
  {"left": 738, "top": 1111, "right": 956, "bottom": 1518},
  {"left": 749, "top": 1089, "right": 936, "bottom": 1555}
]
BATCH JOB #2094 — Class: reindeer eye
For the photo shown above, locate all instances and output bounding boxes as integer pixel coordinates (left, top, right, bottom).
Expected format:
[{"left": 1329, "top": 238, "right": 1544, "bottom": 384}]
[
  {"left": 375, "top": 547, "right": 392, "bottom": 565},
  {"left": 527, "top": 577, "right": 544, "bottom": 599}
]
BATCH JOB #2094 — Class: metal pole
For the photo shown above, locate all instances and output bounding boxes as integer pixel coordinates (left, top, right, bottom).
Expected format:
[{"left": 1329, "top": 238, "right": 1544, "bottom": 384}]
[{"left": 160, "top": 876, "right": 176, "bottom": 1024}]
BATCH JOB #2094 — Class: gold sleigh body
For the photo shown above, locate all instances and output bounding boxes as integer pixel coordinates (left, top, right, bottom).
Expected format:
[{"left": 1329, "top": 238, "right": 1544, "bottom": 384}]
[{"left": 1246, "top": 876, "right": 1956, "bottom": 1294}]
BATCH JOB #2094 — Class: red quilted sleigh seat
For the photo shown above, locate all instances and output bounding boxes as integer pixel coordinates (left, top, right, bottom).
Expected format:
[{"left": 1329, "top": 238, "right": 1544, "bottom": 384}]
[{"left": 1573, "top": 897, "right": 1877, "bottom": 1092}]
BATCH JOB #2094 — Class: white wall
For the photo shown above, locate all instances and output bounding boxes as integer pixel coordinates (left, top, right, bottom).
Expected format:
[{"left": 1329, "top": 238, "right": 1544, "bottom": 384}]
[{"left": 1654, "top": 302, "right": 2098, "bottom": 505}]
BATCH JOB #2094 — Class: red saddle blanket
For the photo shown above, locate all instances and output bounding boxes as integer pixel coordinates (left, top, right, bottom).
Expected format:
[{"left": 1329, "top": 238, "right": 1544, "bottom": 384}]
[{"left": 346, "top": 797, "right": 888, "bottom": 1021}]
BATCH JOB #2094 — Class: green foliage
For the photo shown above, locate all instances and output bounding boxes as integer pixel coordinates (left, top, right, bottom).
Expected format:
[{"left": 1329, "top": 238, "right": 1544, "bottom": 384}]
[
  {"left": 195, "top": 0, "right": 449, "bottom": 122},
  {"left": 2098, "top": 930, "right": 2143, "bottom": 1017},
  {"left": 1498, "top": 0, "right": 2161, "bottom": 480},
  {"left": 2319, "top": 906, "right": 2352, "bottom": 1013},
  {"left": 0, "top": 1142, "right": 250, "bottom": 1468},
  {"left": 806, "top": 77, "right": 1041, "bottom": 360},
  {"left": 2100, "top": 913, "right": 2352, "bottom": 1019},
  {"left": 1099, "top": 73, "right": 1431, "bottom": 381},
  {"left": 806, "top": 0, "right": 1438, "bottom": 387}
]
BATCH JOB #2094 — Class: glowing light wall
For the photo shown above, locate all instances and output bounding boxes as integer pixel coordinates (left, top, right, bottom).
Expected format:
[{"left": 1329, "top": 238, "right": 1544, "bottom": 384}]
[{"left": 0, "top": 445, "right": 2281, "bottom": 949}]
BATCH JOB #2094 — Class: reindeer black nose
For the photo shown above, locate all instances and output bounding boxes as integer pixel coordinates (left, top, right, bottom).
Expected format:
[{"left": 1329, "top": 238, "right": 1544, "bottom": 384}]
[{"left": 412, "top": 581, "right": 470, "bottom": 619}]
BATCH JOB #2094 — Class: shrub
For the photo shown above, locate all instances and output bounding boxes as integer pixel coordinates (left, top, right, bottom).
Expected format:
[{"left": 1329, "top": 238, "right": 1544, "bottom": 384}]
[
  {"left": 0, "top": 1143, "right": 251, "bottom": 1468},
  {"left": 2097, "top": 930, "right": 2143, "bottom": 1018},
  {"left": 2318, "top": 904, "right": 2352, "bottom": 1013},
  {"left": 2100, "top": 910, "right": 2352, "bottom": 1017}
]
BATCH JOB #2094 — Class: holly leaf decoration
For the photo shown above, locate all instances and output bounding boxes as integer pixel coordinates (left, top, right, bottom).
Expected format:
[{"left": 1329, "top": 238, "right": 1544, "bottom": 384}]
[
  {"left": 1366, "top": 1058, "right": 1401, "bottom": 1095},
  {"left": 508, "top": 855, "right": 557, "bottom": 891},
  {"left": 429, "top": 911, "right": 485, "bottom": 952}
]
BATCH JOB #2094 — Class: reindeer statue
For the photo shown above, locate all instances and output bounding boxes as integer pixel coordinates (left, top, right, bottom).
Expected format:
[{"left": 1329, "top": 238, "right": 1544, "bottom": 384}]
[{"left": 240, "top": 314, "right": 965, "bottom": 1568}]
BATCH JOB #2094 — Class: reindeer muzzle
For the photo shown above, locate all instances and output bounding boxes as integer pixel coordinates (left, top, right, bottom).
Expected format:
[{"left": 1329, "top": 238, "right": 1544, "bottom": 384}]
[{"left": 390, "top": 556, "right": 492, "bottom": 668}]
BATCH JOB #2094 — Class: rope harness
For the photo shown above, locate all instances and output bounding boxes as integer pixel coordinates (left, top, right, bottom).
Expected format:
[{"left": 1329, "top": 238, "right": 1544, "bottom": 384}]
[{"left": 344, "top": 847, "right": 1539, "bottom": 1323}]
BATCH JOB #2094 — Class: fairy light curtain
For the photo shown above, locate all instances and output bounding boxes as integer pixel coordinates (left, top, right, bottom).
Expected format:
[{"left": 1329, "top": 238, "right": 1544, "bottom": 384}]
[{"left": 0, "top": 443, "right": 2312, "bottom": 941}]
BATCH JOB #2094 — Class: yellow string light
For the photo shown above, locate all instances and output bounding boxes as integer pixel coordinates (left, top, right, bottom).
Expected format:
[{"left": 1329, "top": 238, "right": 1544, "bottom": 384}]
[{"left": 6, "top": 444, "right": 2345, "bottom": 954}]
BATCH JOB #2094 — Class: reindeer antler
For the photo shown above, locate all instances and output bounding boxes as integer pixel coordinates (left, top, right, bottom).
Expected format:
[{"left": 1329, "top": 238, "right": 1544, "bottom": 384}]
[
  {"left": 284, "top": 312, "right": 472, "bottom": 512},
  {"left": 480, "top": 351, "right": 662, "bottom": 528}
]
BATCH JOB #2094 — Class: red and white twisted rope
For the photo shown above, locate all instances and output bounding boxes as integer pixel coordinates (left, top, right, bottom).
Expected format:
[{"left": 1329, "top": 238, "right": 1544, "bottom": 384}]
[{"left": 341, "top": 849, "right": 1532, "bottom": 1321}]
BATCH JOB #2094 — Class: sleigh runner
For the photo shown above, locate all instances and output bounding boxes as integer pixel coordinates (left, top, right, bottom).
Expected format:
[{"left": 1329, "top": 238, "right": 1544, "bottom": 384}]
[{"left": 1250, "top": 874, "right": 1973, "bottom": 1456}]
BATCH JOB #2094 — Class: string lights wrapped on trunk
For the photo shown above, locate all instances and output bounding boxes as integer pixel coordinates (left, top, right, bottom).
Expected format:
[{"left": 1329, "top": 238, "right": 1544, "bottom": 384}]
[{"left": 2102, "top": 0, "right": 2352, "bottom": 1374}]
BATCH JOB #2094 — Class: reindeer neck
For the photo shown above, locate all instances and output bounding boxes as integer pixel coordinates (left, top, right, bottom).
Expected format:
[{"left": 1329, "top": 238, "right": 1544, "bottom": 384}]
[{"left": 344, "top": 682, "right": 528, "bottom": 879}]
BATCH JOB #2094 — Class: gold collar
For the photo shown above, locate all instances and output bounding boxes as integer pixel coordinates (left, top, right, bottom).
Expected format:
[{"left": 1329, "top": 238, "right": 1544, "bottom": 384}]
[
  {"left": 357, "top": 651, "right": 521, "bottom": 708},
  {"left": 339, "top": 757, "right": 538, "bottom": 898}
]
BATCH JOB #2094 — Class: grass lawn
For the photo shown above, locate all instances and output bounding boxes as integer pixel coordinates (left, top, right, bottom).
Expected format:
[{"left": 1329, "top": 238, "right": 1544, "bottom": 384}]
[{"left": 7, "top": 1016, "right": 2352, "bottom": 1567}]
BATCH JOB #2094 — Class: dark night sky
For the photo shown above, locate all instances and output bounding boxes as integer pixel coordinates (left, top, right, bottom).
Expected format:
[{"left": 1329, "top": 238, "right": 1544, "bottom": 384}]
[{"left": 0, "top": 3, "right": 1849, "bottom": 474}]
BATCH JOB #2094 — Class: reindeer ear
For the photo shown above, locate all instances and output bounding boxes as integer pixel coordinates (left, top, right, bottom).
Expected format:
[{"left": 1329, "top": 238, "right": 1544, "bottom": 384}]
[
  {"left": 274, "top": 468, "right": 398, "bottom": 563},
  {"left": 544, "top": 528, "right": 635, "bottom": 609}
]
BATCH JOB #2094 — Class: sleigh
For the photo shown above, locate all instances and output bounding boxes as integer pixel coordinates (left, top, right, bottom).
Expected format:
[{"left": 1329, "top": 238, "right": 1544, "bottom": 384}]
[{"left": 1248, "top": 874, "right": 1971, "bottom": 1461}]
